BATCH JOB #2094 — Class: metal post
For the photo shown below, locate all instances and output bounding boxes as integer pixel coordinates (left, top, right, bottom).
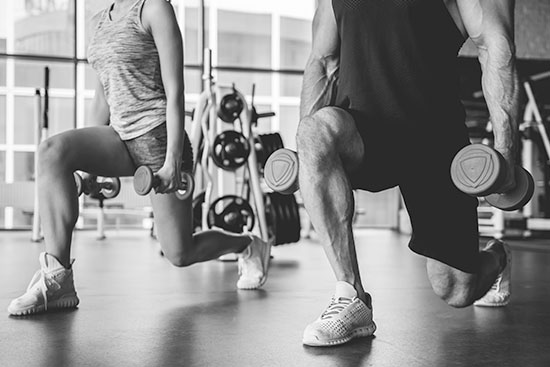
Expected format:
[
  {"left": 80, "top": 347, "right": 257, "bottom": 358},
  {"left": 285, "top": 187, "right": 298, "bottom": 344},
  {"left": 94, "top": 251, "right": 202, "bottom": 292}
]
[{"left": 31, "top": 89, "right": 43, "bottom": 242}]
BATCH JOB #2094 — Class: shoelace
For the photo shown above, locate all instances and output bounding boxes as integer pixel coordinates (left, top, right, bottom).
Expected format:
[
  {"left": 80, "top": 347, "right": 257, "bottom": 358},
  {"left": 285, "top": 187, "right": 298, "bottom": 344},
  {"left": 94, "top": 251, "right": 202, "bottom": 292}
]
[
  {"left": 491, "top": 274, "right": 502, "bottom": 292},
  {"left": 321, "top": 297, "right": 353, "bottom": 320},
  {"left": 26, "top": 270, "right": 60, "bottom": 311}
]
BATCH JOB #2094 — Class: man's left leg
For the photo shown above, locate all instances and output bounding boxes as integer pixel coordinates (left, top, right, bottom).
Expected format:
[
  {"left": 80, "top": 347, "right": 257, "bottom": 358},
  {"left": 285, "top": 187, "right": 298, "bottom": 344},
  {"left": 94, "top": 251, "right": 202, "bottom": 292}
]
[{"left": 427, "top": 240, "right": 510, "bottom": 308}]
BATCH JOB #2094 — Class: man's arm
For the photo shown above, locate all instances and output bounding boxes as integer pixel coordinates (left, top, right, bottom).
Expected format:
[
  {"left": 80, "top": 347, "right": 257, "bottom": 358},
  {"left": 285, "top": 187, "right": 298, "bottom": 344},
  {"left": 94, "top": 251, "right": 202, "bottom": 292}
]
[
  {"left": 457, "top": 0, "right": 520, "bottom": 189},
  {"left": 300, "top": 0, "right": 341, "bottom": 120}
]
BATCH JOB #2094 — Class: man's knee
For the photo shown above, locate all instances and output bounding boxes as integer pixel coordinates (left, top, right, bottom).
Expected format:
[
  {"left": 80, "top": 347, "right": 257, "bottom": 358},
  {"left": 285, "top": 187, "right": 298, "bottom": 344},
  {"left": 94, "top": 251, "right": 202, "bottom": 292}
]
[{"left": 427, "top": 260, "right": 477, "bottom": 308}]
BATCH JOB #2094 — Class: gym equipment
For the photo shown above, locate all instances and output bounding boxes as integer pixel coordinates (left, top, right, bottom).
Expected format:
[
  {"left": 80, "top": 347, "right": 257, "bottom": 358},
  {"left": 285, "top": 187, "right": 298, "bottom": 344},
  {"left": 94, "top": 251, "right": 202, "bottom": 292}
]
[
  {"left": 256, "top": 133, "right": 284, "bottom": 170},
  {"left": 217, "top": 91, "right": 244, "bottom": 123},
  {"left": 74, "top": 173, "right": 121, "bottom": 200},
  {"left": 264, "top": 148, "right": 299, "bottom": 195},
  {"left": 211, "top": 130, "right": 251, "bottom": 170},
  {"left": 451, "top": 144, "right": 534, "bottom": 211},
  {"left": 133, "top": 166, "right": 195, "bottom": 201},
  {"left": 207, "top": 195, "right": 255, "bottom": 233},
  {"left": 193, "top": 191, "right": 205, "bottom": 232},
  {"left": 266, "top": 192, "right": 301, "bottom": 246}
]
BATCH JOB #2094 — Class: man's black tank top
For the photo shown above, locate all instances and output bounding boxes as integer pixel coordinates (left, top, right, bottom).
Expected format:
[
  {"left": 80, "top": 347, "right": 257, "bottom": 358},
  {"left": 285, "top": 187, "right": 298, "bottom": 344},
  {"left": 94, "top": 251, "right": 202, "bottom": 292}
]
[{"left": 332, "top": 0, "right": 466, "bottom": 138}]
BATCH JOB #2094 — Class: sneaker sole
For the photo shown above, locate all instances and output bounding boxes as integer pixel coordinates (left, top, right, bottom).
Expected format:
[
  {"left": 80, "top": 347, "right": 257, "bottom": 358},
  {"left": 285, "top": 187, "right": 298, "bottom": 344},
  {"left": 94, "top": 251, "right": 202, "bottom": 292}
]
[
  {"left": 9, "top": 295, "right": 80, "bottom": 316},
  {"left": 237, "top": 239, "right": 271, "bottom": 290},
  {"left": 302, "top": 321, "right": 377, "bottom": 347}
]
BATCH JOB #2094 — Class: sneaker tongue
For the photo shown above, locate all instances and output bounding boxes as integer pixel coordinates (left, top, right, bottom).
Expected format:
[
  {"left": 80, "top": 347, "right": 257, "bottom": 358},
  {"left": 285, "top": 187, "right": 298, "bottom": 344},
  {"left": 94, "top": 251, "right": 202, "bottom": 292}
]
[
  {"left": 40, "top": 253, "right": 65, "bottom": 273},
  {"left": 334, "top": 281, "right": 357, "bottom": 299}
]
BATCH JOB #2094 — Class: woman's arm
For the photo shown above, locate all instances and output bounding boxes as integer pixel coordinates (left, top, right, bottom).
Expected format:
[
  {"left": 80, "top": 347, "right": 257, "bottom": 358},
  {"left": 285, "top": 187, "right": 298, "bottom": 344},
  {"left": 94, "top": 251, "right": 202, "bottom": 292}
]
[
  {"left": 143, "top": 0, "right": 185, "bottom": 193},
  {"left": 87, "top": 76, "right": 110, "bottom": 126}
]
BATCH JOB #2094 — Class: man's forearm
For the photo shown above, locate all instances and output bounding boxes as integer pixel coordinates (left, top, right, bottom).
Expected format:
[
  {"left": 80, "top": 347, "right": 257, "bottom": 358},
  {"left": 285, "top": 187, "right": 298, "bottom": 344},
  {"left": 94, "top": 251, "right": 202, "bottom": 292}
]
[
  {"left": 479, "top": 44, "right": 520, "bottom": 161},
  {"left": 300, "top": 56, "right": 339, "bottom": 120}
]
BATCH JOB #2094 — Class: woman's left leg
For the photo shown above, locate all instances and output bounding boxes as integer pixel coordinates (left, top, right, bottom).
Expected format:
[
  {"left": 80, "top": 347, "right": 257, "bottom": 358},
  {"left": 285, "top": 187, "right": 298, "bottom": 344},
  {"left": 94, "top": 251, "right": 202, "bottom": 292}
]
[{"left": 150, "top": 193, "right": 271, "bottom": 289}]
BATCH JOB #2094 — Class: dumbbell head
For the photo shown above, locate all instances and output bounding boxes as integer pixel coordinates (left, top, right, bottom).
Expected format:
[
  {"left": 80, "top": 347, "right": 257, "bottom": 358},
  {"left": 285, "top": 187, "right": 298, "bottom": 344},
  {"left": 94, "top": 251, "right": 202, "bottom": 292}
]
[
  {"left": 175, "top": 172, "right": 195, "bottom": 201},
  {"left": 99, "top": 177, "right": 121, "bottom": 199},
  {"left": 134, "top": 166, "right": 155, "bottom": 196},
  {"left": 74, "top": 172, "right": 84, "bottom": 197},
  {"left": 486, "top": 166, "right": 535, "bottom": 211},
  {"left": 451, "top": 144, "right": 506, "bottom": 196},
  {"left": 264, "top": 149, "right": 299, "bottom": 195}
]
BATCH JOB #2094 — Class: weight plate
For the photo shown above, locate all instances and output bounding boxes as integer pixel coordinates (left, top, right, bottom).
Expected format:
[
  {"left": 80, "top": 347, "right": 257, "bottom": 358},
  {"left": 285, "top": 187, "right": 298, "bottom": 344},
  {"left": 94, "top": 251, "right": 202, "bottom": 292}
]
[
  {"left": 486, "top": 166, "right": 535, "bottom": 211},
  {"left": 451, "top": 144, "right": 505, "bottom": 197}
]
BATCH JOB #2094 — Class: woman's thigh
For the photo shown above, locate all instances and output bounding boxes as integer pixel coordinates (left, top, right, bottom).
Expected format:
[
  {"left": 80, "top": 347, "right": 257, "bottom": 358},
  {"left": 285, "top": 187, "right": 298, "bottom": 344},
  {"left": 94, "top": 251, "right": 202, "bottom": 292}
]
[{"left": 42, "top": 126, "right": 136, "bottom": 177}]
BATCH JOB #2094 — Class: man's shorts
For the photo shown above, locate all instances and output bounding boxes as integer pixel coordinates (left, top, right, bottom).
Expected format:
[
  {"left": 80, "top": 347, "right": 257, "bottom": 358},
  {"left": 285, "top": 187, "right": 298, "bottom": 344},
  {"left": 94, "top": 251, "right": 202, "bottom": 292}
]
[
  {"left": 345, "top": 108, "right": 480, "bottom": 274},
  {"left": 123, "top": 123, "right": 194, "bottom": 174}
]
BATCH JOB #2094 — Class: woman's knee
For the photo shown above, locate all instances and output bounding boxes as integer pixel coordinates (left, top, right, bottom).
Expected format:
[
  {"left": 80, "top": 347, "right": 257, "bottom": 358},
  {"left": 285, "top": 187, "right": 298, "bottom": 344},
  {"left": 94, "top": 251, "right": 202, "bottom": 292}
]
[
  {"left": 38, "top": 136, "right": 72, "bottom": 171},
  {"left": 163, "top": 248, "right": 193, "bottom": 268}
]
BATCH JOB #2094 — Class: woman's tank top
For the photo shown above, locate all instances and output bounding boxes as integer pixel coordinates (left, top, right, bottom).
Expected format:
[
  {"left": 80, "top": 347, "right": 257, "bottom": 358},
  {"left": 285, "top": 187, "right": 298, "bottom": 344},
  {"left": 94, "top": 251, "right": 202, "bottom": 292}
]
[{"left": 88, "top": 0, "right": 167, "bottom": 140}]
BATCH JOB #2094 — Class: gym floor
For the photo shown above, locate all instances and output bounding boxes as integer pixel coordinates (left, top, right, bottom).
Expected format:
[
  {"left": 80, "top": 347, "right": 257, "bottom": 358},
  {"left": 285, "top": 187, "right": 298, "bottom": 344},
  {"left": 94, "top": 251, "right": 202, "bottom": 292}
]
[{"left": 0, "top": 229, "right": 549, "bottom": 367}]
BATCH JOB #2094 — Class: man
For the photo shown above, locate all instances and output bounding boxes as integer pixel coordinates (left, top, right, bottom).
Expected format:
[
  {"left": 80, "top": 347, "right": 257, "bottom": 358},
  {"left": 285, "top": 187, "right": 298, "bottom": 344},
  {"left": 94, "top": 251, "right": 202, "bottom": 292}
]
[{"left": 298, "top": 0, "right": 518, "bottom": 347}]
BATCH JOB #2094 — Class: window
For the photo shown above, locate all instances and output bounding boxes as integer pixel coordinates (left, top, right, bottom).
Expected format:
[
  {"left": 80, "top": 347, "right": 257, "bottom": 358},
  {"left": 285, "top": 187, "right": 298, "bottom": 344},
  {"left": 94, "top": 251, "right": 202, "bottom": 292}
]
[
  {"left": 14, "top": 60, "right": 74, "bottom": 89},
  {"left": 13, "top": 0, "right": 75, "bottom": 57},
  {"left": 0, "top": 96, "right": 5, "bottom": 144}
]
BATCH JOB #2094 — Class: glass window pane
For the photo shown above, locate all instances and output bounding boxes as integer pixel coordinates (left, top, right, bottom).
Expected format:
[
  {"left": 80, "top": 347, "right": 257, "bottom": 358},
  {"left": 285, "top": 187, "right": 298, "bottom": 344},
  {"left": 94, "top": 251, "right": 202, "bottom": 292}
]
[
  {"left": 217, "top": 71, "right": 271, "bottom": 97},
  {"left": 184, "top": 7, "right": 200, "bottom": 65},
  {"left": 278, "top": 106, "right": 299, "bottom": 150},
  {"left": 14, "top": 96, "right": 74, "bottom": 144},
  {"left": 49, "top": 97, "right": 75, "bottom": 136},
  {"left": 0, "top": 59, "right": 6, "bottom": 86},
  {"left": 14, "top": 0, "right": 75, "bottom": 57},
  {"left": 280, "top": 74, "right": 303, "bottom": 97},
  {"left": 14, "top": 60, "right": 75, "bottom": 89},
  {"left": 280, "top": 17, "right": 311, "bottom": 70},
  {"left": 0, "top": 96, "right": 5, "bottom": 144},
  {"left": 14, "top": 151, "right": 34, "bottom": 181},
  {"left": 0, "top": 0, "right": 6, "bottom": 53},
  {"left": 0, "top": 151, "right": 5, "bottom": 181},
  {"left": 14, "top": 96, "right": 35, "bottom": 144},
  {"left": 217, "top": 10, "right": 271, "bottom": 69},
  {"left": 185, "top": 68, "right": 201, "bottom": 94}
]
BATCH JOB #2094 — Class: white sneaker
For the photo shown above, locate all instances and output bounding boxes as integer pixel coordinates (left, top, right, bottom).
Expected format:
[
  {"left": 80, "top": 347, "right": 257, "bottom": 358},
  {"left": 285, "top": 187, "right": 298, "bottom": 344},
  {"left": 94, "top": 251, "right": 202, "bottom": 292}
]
[
  {"left": 237, "top": 235, "right": 271, "bottom": 290},
  {"left": 303, "top": 282, "right": 376, "bottom": 347},
  {"left": 475, "top": 240, "right": 512, "bottom": 307},
  {"left": 8, "top": 253, "right": 80, "bottom": 316}
]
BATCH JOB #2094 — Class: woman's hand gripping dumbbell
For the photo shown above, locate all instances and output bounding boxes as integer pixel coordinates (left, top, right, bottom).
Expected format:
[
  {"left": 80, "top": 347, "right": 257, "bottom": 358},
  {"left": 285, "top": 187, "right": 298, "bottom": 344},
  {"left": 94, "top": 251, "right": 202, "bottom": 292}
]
[
  {"left": 450, "top": 144, "right": 534, "bottom": 211},
  {"left": 133, "top": 165, "right": 195, "bottom": 200},
  {"left": 73, "top": 172, "right": 121, "bottom": 199}
]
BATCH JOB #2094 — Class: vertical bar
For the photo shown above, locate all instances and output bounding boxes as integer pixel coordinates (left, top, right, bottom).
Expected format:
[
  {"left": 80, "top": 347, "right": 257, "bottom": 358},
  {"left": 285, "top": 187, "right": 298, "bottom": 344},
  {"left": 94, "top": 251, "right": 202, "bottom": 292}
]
[
  {"left": 198, "top": 0, "right": 205, "bottom": 90},
  {"left": 73, "top": 0, "right": 78, "bottom": 128},
  {"left": 32, "top": 89, "right": 42, "bottom": 242}
]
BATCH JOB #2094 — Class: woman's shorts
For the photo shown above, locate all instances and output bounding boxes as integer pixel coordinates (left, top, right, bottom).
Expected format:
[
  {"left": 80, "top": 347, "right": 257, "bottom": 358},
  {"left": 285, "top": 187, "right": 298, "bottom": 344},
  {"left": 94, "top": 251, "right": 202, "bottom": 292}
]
[{"left": 123, "top": 123, "right": 194, "bottom": 174}]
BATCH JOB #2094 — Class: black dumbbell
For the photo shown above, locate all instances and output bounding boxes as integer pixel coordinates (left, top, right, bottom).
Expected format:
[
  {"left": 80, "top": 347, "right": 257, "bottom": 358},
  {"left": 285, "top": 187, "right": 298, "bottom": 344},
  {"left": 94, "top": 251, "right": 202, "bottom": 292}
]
[
  {"left": 264, "top": 148, "right": 299, "bottom": 195},
  {"left": 133, "top": 166, "right": 195, "bottom": 200},
  {"left": 74, "top": 172, "right": 121, "bottom": 199},
  {"left": 450, "top": 144, "right": 534, "bottom": 211}
]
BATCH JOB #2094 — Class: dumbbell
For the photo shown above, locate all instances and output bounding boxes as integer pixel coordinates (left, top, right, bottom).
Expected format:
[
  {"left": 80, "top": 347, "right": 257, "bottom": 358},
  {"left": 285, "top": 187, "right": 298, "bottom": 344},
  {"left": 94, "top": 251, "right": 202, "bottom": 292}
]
[
  {"left": 73, "top": 172, "right": 121, "bottom": 199},
  {"left": 450, "top": 144, "right": 534, "bottom": 211},
  {"left": 264, "top": 148, "right": 299, "bottom": 195},
  {"left": 133, "top": 166, "right": 195, "bottom": 201}
]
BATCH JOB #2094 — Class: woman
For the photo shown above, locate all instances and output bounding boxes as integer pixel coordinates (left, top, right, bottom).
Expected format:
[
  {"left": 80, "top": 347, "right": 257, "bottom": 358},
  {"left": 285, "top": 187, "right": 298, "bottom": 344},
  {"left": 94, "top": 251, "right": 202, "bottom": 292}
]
[{"left": 8, "top": 0, "right": 270, "bottom": 316}]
